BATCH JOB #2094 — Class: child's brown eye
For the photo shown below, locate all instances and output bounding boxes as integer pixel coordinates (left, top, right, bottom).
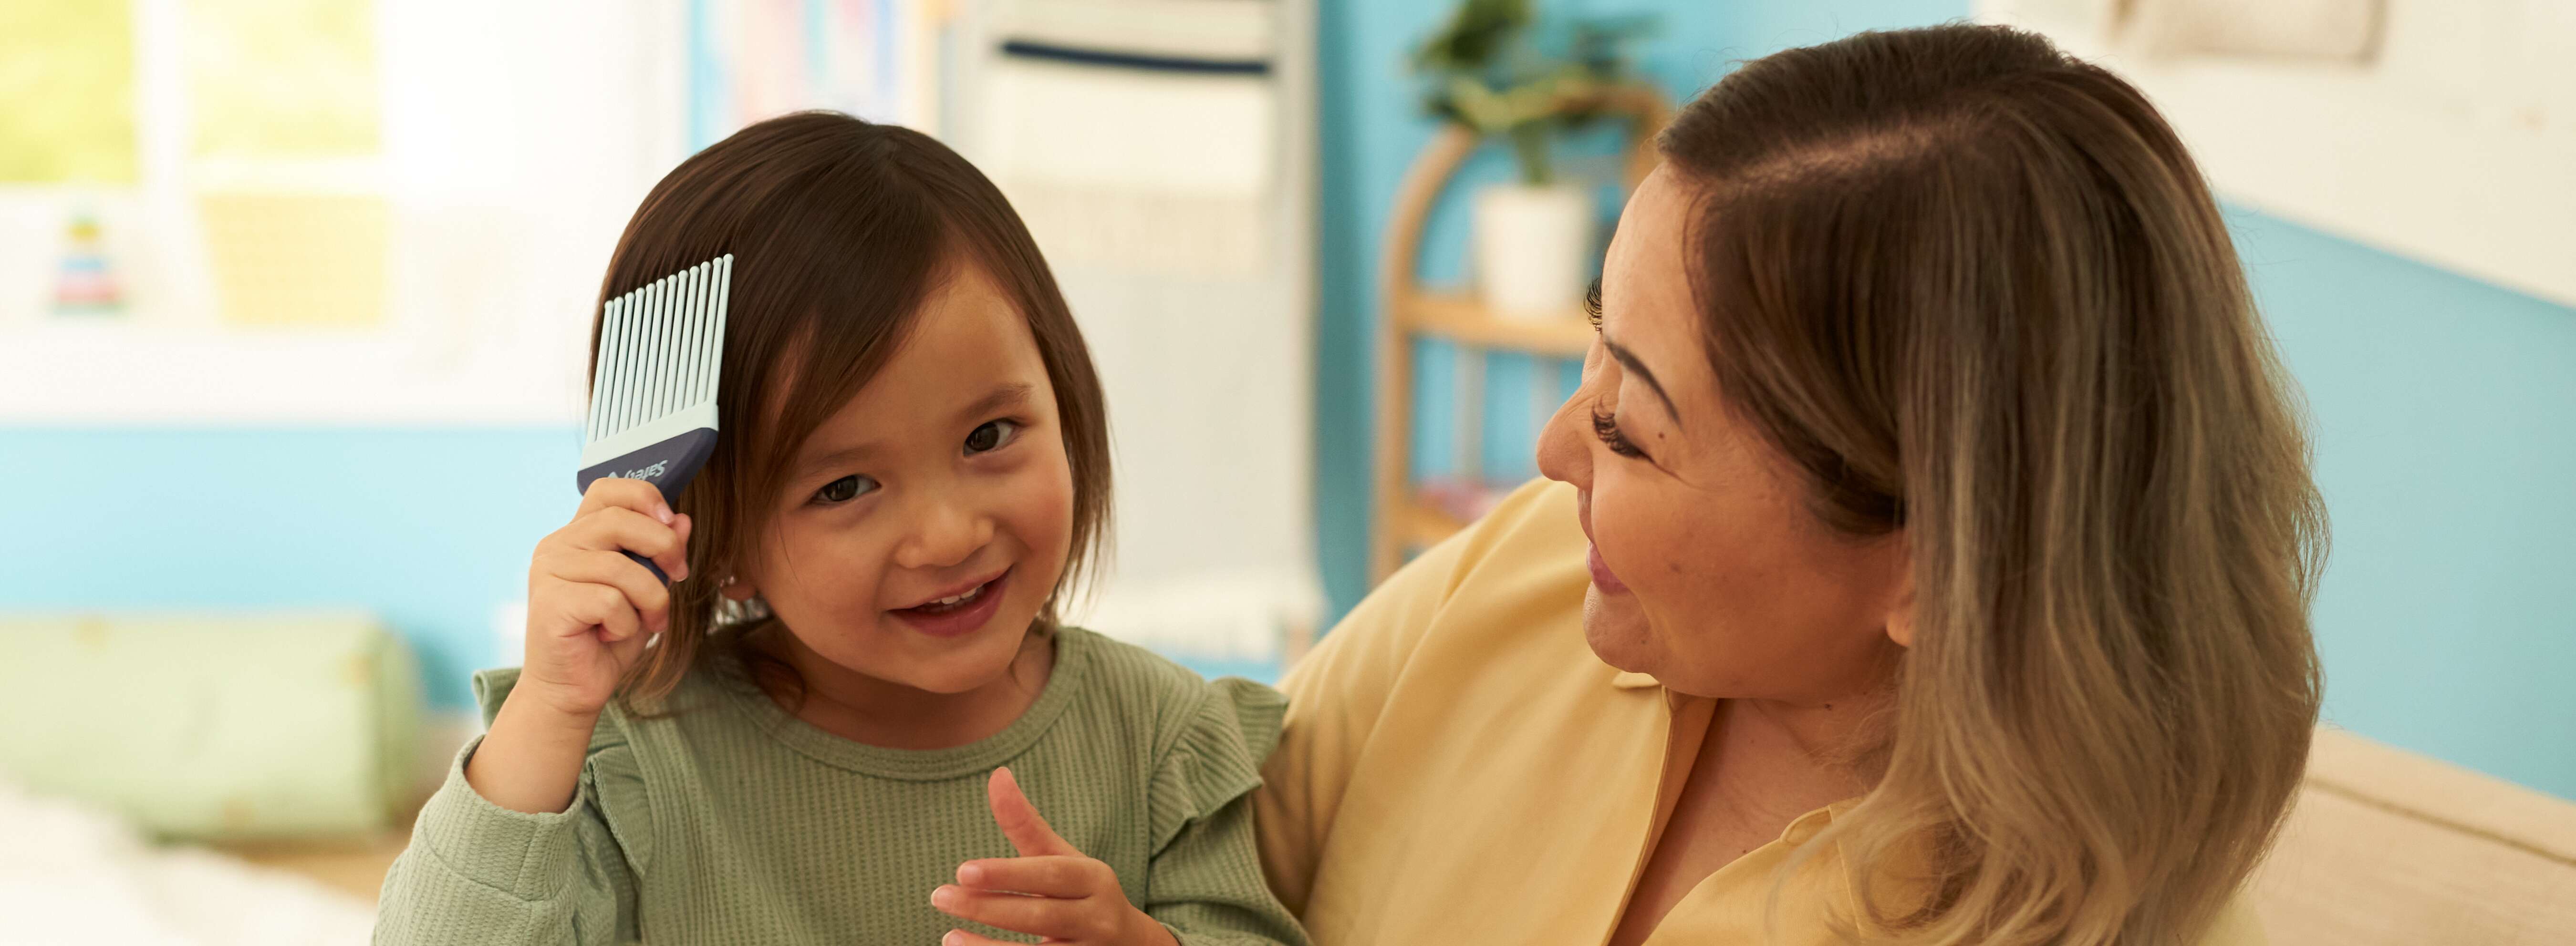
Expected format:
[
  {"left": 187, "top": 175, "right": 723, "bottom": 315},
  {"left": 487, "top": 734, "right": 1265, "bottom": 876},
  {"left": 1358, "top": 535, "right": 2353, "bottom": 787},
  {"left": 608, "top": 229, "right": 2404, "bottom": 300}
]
[
  {"left": 965, "top": 420, "right": 1019, "bottom": 454},
  {"left": 814, "top": 474, "right": 874, "bottom": 504}
]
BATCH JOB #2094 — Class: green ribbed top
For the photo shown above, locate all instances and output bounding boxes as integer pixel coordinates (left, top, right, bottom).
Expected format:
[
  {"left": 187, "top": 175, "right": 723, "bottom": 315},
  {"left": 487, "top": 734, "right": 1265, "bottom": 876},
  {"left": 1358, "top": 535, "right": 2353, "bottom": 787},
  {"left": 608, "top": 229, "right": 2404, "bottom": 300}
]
[{"left": 373, "top": 627, "right": 1306, "bottom": 946}]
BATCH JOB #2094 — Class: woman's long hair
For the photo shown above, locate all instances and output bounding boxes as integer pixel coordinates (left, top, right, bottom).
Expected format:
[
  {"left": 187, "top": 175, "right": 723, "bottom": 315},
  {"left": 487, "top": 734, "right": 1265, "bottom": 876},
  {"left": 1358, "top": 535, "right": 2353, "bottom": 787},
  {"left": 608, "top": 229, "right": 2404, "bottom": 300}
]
[{"left": 1657, "top": 24, "right": 2326, "bottom": 944}]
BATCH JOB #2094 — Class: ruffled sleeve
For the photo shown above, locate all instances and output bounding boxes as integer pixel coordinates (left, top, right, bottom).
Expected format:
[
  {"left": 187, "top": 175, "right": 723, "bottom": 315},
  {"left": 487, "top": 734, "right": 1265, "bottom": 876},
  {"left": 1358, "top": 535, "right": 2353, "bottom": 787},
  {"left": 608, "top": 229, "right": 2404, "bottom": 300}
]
[
  {"left": 1147, "top": 677, "right": 1287, "bottom": 853},
  {"left": 372, "top": 668, "right": 649, "bottom": 946},
  {"left": 1137, "top": 677, "right": 1308, "bottom": 946}
]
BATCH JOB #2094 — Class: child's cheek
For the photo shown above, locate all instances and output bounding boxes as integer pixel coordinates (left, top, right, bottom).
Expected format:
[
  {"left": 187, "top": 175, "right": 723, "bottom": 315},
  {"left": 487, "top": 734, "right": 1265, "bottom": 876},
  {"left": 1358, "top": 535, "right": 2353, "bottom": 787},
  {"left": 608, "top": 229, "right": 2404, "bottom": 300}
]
[{"left": 1013, "top": 440, "right": 1079, "bottom": 585}]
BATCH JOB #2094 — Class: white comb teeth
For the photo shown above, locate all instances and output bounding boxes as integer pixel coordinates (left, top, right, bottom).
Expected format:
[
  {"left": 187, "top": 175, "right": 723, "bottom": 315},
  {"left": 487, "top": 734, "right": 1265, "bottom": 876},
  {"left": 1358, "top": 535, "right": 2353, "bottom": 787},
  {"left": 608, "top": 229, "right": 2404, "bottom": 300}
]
[{"left": 580, "top": 255, "right": 731, "bottom": 468}]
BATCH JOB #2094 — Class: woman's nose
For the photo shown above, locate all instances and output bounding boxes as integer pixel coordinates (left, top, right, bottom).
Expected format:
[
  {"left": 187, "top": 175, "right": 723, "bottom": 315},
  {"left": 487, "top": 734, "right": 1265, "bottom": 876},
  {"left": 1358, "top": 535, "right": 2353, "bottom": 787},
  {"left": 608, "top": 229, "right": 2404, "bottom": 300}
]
[
  {"left": 893, "top": 495, "right": 991, "bottom": 570},
  {"left": 1535, "top": 385, "right": 1594, "bottom": 491}
]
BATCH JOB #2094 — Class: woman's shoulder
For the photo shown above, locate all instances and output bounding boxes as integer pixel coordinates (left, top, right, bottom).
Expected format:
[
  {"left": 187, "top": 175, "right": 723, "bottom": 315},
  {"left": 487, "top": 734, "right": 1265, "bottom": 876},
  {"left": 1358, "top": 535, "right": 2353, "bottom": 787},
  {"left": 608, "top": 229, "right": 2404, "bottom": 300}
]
[
  {"left": 1281, "top": 478, "right": 1597, "bottom": 696},
  {"left": 1395, "top": 477, "right": 1590, "bottom": 611},
  {"left": 2199, "top": 893, "right": 2270, "bottom": 946}
]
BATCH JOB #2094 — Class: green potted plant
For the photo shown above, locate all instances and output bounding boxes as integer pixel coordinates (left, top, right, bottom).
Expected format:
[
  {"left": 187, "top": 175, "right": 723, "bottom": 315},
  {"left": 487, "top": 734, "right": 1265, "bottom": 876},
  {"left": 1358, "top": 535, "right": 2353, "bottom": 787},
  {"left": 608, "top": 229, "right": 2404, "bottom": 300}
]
[{"left": 1415, "top": 0, "right": 1653, "bottom": 318}]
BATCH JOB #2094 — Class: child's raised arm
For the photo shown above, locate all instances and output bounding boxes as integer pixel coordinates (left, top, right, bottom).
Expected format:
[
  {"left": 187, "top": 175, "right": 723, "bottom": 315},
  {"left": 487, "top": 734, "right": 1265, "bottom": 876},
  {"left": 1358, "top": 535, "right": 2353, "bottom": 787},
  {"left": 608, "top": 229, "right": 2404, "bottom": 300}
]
[
  {"left": 469, "top": 477, "right": 687, "bottom": 813},
  {"left": 373, "top": 477, "right": 684, "bottom": 945}
]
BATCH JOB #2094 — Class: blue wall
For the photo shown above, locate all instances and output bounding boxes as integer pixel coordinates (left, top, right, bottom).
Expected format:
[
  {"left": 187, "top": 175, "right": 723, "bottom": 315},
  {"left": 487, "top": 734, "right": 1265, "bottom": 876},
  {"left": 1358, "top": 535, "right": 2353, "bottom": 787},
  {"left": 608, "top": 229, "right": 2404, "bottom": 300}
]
[
  {"left": 2229, "top": 208, "right": 2576, "bottom": 797},
  {"left": 0, "top": 427, "right": 582, "bottom": 709},
  {"left": 1310, "top": 0, "right": 2576, "bottom": 798}
]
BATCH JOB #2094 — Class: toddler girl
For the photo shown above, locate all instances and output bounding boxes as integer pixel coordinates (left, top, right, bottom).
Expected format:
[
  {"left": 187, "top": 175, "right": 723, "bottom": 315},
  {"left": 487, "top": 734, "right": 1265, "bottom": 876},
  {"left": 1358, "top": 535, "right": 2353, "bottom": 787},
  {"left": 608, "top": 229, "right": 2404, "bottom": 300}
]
[{"left": 374, "top": 112, "right": 1306, "bottom": 946}]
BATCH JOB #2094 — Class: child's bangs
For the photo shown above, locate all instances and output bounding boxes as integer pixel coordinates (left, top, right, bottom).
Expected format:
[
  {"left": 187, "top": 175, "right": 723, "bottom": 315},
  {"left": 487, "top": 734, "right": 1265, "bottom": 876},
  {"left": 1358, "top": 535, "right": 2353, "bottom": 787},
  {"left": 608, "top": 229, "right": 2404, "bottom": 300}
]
[{"left": 725, "top": 226, "right": 962, "bottom": 530}]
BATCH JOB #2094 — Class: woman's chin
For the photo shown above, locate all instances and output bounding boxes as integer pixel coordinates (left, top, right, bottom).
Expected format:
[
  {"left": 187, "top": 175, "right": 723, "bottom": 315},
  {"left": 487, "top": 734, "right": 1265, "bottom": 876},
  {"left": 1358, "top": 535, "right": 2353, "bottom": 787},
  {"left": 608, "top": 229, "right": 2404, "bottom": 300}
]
[{"left": 1580, "top": 586, "right": 1660, "bottom": 675}]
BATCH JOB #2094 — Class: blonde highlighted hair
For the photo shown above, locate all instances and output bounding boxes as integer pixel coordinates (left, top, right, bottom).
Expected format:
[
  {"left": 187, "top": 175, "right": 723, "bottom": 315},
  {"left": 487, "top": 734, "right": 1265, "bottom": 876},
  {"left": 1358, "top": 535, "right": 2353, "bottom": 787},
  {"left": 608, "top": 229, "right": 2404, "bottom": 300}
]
[{"left": 1657, "top": 24, "right": 2326, "bottom": 944}]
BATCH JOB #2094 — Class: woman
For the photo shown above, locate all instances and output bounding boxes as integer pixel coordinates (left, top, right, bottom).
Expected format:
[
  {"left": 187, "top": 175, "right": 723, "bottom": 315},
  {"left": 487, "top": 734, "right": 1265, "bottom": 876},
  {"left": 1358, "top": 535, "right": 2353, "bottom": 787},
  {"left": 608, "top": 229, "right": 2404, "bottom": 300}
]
[{"left": 1257, "top": 24, "right": 2323, "bottom": 946}]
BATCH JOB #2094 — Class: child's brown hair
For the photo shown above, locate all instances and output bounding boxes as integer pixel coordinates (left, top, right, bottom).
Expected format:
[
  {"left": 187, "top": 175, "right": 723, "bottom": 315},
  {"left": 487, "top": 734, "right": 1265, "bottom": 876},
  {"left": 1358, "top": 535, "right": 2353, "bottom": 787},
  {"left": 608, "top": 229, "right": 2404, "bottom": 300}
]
[{"left": 590, "top": 111, "right": 1111, "bottom": 705}]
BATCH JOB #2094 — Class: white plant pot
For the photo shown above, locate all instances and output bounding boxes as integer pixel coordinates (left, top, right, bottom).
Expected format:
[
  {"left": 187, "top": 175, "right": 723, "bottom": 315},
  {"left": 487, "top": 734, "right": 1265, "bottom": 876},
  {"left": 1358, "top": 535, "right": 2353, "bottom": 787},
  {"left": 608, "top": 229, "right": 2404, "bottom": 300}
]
[{"left": 1472, "top": 182, "right": 1591, "bottom": 320}]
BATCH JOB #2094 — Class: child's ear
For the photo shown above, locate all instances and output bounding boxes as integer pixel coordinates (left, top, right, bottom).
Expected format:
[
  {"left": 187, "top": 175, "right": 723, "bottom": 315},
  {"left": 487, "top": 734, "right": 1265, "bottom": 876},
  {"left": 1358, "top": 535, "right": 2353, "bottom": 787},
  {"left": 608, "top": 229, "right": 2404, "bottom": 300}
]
[{"left": 719, "top": 572, "right": 759, "bottom": 602}]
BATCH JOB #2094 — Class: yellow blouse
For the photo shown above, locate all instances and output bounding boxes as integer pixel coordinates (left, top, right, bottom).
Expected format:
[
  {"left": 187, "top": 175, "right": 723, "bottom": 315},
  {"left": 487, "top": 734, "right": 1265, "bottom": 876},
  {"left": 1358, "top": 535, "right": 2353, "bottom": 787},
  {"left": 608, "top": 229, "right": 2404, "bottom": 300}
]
[{"left": 1255, "top": 478, "right": 2265, "bottom": 945}]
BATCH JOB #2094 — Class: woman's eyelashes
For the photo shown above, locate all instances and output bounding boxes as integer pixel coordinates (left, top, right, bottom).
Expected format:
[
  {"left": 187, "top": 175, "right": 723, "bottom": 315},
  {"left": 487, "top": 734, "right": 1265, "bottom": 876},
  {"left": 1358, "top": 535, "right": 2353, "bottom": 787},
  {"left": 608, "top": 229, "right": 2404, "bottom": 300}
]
[
  {"left": 1591, "top": 401, "right": 1648, "bottom": 460},
  {"left": 1584, "top": 278, "right": 1604, "bottom": 329},
  {"left": 964, "top": 418, "right": 1020, "bottom": 455},
  {"left": 813, "top": 473, "right": 878, "bottom": 505}
]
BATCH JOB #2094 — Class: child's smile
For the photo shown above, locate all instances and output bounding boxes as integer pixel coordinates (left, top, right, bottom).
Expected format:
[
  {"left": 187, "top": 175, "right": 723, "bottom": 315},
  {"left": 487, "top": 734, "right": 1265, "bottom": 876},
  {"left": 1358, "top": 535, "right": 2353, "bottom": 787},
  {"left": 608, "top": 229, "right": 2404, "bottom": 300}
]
[{"left": 888, "top": 565, "right": 1012, "bottom": 637}]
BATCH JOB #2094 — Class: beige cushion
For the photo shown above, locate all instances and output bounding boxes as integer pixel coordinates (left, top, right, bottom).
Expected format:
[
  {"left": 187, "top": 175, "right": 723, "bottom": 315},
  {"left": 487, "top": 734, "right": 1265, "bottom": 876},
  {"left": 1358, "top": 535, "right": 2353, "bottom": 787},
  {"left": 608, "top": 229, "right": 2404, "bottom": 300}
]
[{"left": 2253, "top": 727, "right": 2576, "bottom": 945}]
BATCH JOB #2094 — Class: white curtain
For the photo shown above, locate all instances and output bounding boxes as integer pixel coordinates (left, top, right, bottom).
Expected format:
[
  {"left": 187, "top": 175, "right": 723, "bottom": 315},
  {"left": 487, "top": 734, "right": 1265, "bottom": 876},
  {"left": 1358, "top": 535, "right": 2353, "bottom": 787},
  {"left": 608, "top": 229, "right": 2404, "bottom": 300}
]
[{"left": 955, "top": 0, "right": 1321, "bottom": 661}]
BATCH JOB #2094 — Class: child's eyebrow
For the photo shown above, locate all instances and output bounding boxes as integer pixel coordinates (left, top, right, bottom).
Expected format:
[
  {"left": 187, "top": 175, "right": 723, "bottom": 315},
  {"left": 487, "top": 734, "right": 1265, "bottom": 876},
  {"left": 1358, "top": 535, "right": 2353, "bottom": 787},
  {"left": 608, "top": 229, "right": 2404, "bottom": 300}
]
[
  {"left": 791, "top": 383, "right": 1039, "bottom": 477},
  {"left": 956, "top": 383, "right": 1035, "bottom": 424},
  {"left": 793, "top": 442, "right": 876, "bottom": 478}
]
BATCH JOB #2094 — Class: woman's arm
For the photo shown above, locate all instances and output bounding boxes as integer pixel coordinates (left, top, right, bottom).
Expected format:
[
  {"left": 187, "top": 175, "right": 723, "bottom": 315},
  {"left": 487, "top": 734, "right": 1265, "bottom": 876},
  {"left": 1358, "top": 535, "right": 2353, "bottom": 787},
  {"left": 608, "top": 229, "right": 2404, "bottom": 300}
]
[{"left": 1253, "top": 529, "right": 1476, "bottom": 915}]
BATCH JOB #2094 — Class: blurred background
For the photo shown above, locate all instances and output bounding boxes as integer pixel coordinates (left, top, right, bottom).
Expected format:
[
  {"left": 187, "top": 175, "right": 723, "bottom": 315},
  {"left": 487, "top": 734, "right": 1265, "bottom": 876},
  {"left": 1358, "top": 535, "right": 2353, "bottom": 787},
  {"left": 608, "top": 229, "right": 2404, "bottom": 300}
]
[{"left": 1, "top": 0, "right": 2570, "bottom": 942}]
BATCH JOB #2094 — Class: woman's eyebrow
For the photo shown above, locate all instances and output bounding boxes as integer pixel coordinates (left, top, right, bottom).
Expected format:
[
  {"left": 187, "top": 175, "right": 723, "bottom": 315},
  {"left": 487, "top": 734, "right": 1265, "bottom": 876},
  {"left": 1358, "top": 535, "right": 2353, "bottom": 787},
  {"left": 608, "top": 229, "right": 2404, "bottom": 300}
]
[{"left": 1602, "top": 338, "right": 1682, "bottom": 425}]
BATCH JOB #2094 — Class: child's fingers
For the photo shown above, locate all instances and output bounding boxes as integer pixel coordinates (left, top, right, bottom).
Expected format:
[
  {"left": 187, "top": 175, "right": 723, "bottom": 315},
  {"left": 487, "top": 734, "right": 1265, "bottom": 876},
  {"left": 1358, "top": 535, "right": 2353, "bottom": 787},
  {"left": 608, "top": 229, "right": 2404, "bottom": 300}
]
[
  {"left": 576, "top": 476, "right": 672, "bottom": 523},
  {"left": 568, "top": 506, "right": 687, "bottom": 581},
  {"left": 986, "top": 767, "right": 1080, "bottom": 858},
  {"left": 669, "top": 513, "right": 693, "bottom": 580},
  {"left": 555, "top": 581, "right": 643, "bottom": 643},
  {"left": 956, "top": 856, "right": 1110, "bottom": 898},
  {"left": 539, "top": 551, "right": 673, "bottom": 633},
  {"left": 938, "top": 930, "right": 1021, "bottom": 946},
  {"left": 929, "top": 886, "right": 1099, "bottom": 941},
  {"left": 602, "top": 617, "right": 653, "bottom": 672}
]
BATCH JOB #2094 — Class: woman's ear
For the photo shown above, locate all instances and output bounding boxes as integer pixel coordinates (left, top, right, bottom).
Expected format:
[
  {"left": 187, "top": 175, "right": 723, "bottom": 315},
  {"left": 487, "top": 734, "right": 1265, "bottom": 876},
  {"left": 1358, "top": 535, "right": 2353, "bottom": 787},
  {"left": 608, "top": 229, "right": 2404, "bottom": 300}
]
[
  {"left": 719, "top": 572, "right": 760, "bottom": 603},
  {"left": 1883, "top": 538, "right": 1916, "bottom": 648}
]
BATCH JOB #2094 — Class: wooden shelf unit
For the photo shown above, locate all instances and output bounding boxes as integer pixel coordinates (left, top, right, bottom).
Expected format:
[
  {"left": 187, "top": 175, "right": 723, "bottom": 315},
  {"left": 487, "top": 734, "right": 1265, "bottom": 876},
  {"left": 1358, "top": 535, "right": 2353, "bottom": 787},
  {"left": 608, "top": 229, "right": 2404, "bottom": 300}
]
[
  {"left": 1369, "top": 85, "right": 1669, "bottom": 583},
  {"left": 1397, "top": 292, "right": 1599, "bottom": 358}
]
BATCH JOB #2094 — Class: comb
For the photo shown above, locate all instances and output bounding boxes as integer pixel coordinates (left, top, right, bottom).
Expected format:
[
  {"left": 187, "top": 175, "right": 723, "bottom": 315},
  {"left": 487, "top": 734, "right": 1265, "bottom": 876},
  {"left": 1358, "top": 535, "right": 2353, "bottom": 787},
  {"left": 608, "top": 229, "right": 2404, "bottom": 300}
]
[{"left": 575, "top": 254, "right": 732, "bottom": 582}]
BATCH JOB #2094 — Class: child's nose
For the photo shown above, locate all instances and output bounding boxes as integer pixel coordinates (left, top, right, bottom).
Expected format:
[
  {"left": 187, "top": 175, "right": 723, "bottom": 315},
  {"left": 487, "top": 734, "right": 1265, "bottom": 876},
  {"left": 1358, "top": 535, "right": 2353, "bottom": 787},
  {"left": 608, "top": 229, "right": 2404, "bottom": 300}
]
[{"left": 892, "top": 497, "right": 991, "bottom": 571}]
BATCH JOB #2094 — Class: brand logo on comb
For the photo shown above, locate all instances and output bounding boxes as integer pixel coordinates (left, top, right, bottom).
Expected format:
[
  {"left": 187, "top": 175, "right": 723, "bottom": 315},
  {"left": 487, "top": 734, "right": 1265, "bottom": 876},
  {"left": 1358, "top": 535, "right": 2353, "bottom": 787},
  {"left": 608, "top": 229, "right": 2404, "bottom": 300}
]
[{"left": 622, "top": 460, "right": 671, "bottom": 481}]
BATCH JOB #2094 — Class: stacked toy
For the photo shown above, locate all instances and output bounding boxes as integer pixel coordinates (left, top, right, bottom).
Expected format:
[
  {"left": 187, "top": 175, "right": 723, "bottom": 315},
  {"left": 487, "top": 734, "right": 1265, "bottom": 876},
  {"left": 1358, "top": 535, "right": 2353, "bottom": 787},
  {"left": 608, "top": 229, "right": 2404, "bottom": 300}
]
[{"left": 53, "top": 211, "right": 123, "bottom": 316}]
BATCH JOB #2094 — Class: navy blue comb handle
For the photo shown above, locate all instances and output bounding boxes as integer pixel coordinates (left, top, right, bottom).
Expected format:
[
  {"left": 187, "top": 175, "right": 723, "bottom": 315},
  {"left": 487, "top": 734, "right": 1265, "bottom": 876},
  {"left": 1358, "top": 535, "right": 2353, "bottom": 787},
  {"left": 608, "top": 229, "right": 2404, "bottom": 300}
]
[{"left": 573, "top": 427, "right": 718, "bottom": 582}]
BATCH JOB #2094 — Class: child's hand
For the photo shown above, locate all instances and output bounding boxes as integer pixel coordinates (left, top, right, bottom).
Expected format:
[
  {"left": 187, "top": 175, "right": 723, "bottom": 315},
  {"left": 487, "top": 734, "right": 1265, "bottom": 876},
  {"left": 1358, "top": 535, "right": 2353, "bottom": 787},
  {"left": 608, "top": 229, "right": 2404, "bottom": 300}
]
[
  {"left": 933, "top": 767, "right": 1178, "bottom": 946},
  {"left": 520, "top": 477, "right": 692, "bottom": 719}
]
